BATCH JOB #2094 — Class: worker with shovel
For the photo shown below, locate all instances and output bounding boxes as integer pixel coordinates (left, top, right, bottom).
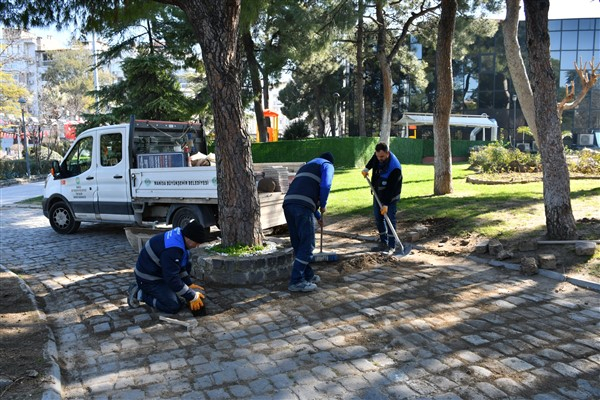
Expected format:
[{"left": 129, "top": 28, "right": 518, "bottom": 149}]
[
  {"left": 362, "top": 142, "right": 403, "bottom": 256},
  {"left": 283, "top": 152, "right": 335, "bottom": 292}
]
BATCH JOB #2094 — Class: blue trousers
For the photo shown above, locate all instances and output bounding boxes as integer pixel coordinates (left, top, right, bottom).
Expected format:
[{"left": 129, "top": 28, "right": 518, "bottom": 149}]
[
  {"left": 373, "top": 198, "right": 398, "bottom": 249},
  {"left": 136, "top": 278, "right": 185, "bottom": 314},
  {"left": 283, "top": 204, "right": 316, "bottom": 285}
]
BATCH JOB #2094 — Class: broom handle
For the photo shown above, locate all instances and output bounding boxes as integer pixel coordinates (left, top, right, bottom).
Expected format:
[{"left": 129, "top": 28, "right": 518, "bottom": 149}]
[
  {"left": 365, "top": 176, "right": 404, "bottom": 252},
  {"left": 320, "top": 214, "right": 323, "bottom": 253}
]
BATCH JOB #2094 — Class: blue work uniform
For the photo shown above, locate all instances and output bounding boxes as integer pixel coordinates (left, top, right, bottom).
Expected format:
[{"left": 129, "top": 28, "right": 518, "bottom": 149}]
[
  {"left": 134, "top": 227, "right": 197, "bottom": 314},
  {"left": 365, "top": 152, "right": 403, "bottom": 248},
  {"left": 283, "top": 157, "right": 334, "bottom": 285}
]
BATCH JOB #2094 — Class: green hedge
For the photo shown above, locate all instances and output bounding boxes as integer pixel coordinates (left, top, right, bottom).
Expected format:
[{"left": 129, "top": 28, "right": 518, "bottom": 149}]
[
  {"left": 251, "top": 137, "right": 489, "bottom": 167},
  {"left": 0, "top": 159, "right": 52, "bottom": 180}
]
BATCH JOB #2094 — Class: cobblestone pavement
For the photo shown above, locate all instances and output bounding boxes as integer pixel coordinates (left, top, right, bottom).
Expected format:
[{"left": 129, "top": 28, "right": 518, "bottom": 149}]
[{"left": 2, "top": 207, "right": 600, "bottom": 399}]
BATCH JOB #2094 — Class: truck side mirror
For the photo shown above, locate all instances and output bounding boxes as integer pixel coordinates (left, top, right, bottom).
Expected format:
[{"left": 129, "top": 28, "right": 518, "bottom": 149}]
[{"left": 51, "top": 160, "right": 60, "bottom": 177}]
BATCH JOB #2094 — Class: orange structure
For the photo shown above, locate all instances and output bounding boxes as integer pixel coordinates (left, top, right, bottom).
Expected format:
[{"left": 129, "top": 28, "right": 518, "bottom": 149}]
[{"left": 256, "top": 109, "right": 279, "bottom": 142}]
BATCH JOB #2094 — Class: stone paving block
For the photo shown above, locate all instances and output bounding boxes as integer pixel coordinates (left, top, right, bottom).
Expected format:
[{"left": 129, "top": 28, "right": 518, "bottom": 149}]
[
  {"left": 494, "top": 377, "right": 526, "bottom": 395},
  {"left": 468, "top": 365, "right": 494, "bottom": 378},
  {"left": 552, "top": 361, "right": 583, "bottom": 377},
  {"left": 461, "top": 334, "right": 489, "bottom": 346},
  {"left": 501, "top": 357, "right": 535, "bottom": 372},
  {"left": 476, "top": 381, "right": 507, "bottom": 398},
  {"left": 386, "top": 383, "right": 419, "bottom": 399}
]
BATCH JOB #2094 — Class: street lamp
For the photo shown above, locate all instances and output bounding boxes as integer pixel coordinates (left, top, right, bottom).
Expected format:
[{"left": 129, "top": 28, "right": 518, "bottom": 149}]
[
  {"left": 512, "top": 94, "right": 518, "bottom": 147},
  {"left": 333, "top": 92, "right": 340, "bottom": 137},
  {"left": 18, "top": 97, "right": 31, "bottom": 178}
]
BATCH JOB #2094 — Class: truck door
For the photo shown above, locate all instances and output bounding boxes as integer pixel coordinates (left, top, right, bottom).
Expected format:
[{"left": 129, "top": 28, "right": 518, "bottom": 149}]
[
  {"left": 60, "top": 135, "right": 97, "bottom": 219},
  {"left": 96, "top": 131, "right": 135, "bottom": 222}
]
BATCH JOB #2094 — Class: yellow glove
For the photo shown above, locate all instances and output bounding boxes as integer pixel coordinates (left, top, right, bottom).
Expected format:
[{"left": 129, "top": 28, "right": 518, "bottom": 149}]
[
  {"left": 189, "top": 291, "right": 205, "bottom": 311},
  {"left": 380, "top": 205, "right": 388, "bottom": 215},
  {"left": 189, "top": 283, "right": 204, "bottom": 291},
  {"left": 361, "top": 168, "right": 369, "bottom": 178}
]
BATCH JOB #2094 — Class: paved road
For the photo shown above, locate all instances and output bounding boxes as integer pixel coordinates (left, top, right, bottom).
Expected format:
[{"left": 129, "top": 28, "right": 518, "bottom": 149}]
[
  {"left": 0, "top": 180, "right": 45, "bottom": 206},
  {"left": 1, "top": 206, "right": 600, "bottom": 399}
]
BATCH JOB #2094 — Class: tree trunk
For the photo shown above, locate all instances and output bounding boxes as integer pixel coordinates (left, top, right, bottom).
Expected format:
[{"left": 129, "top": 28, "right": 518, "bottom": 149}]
[
  {"left": 523, "top": 0, "right": 577, "bottom": 240},
  {"left": 355, "top": 0, "right": 366, "bottom": 137},
  {"left": 376, "top": 0, "right": 392, "bottom": 145},
  {"left": 242, "top": 30, "right": 268, "bottom": 143},
  {"left": 177, "top": 0, "right": 263, "bottom": 246},
  {"left": 503, "top": 0, "right": 538, "bottom": 143},
  {"left": 433, "top": 0, "right": 456, "bottom": 196}
]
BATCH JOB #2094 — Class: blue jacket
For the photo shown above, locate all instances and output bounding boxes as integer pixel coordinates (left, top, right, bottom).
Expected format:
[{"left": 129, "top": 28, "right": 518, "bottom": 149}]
[
  {"left": 134, "top": 227, "right": 196, "bottom": 301},
  {"left": 283, "top": 157, "right": 334, "bottom": 218},
  {"left": 365, "top": 152, "right": 402, "bottom": 205}
]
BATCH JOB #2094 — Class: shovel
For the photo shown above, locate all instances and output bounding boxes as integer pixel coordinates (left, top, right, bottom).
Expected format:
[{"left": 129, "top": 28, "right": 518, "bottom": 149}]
[
  {"left": 365, "top": 176, "right": 412, "bottom": 257},
  {"left": 310, "top": 214, "right": 339, "bottom": 262}
]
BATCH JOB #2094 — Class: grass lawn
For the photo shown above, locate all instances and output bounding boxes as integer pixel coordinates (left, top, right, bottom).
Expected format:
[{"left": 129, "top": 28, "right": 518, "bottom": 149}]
[{"left": 328, "top": 163, "right": 600, "bottom": 241}]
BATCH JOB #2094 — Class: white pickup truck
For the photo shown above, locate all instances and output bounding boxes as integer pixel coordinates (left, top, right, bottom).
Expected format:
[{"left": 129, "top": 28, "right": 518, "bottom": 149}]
[{"left": 42, "top": 118, "right": 286, "bottom": 237}]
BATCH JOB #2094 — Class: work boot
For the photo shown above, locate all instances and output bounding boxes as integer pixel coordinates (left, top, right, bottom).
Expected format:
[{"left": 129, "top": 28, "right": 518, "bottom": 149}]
[
  {"left": 382, "top": 247, "right": 396, "bottom": 256},
  {"left": 288, "top": 280, "right": 317, "bottom": 292},
  {"left": 310, "top": 274, "right": 321, "bottom": 284},
  {"left": 127, "top": 282, "right": 140, "bottom": 308}
]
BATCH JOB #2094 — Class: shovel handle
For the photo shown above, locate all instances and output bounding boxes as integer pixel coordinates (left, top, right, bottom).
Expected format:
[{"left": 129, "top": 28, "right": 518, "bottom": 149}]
[{"left": 364, "top": 176, "right": 404, "bottom": 252}]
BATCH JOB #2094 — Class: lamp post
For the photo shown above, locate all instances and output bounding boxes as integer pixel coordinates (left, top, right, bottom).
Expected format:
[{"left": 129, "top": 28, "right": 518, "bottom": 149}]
[
  {"left": 512, "top": 94, "right": 517, "bottom": 147},
  {"left": 333, "top": 92, "right": 340, "bottom": 137},
  {"left": 18, "top": 97, "right": 31, "bottom": 178}
]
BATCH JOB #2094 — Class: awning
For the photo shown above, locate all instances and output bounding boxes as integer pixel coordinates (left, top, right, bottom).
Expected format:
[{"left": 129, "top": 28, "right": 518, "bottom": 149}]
[{"left": 396, "top": 112, "right": 498, "bottom": 141}]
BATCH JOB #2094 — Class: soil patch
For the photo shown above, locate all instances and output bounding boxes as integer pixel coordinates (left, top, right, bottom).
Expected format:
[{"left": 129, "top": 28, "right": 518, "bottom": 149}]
[{"left": 0, "top": 270, "right": 50, "bottom": 399}]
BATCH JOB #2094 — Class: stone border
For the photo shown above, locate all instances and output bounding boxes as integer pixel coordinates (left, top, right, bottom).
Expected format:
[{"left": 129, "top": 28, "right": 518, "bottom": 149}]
[
  {"left": 466, "top": 174, "right": 600, "bottom": 185},
  {"left": 192, "top": 246, "right": 294, "bottom": 286},
  {"left": 468, "top": 255, "right": 600, "bottom": 293}
]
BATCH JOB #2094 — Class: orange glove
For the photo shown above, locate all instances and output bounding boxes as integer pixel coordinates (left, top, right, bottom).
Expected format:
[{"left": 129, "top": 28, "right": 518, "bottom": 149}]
[
  {"left": 380, "top": 205, "right": 388, "bottom": 215},
  {"left": 189, "top": 283, "right": 204, "bottom": 291},
  {"left": 189, "top": 291, "right": 205, "bottom": 311},
  {"left": 361, "top": 168, "right": 369, "bottom": 178}
]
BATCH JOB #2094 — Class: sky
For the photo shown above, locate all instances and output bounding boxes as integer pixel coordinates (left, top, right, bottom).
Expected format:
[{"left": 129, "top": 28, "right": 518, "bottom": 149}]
[{"left": 28, "top": 0, "right": 600, "bottom": 48}]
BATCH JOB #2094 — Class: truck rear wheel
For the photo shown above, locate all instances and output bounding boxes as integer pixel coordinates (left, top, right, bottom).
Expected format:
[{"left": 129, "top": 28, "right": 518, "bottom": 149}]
[
  {"left": 172, "top": 206, "right": 210, "bottom": 242},
  {"left": 49, "top": 201, "right": 81, "bottom": 234}
]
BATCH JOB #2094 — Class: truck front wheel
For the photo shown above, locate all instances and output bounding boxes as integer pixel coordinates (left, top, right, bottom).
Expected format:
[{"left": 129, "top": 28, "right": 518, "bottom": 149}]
[
  {"left": 172, "top": 206, "right": 210, "bottom": 242},
  {"left": 49, "top": 201, "right": 81, "bottom": 234}
]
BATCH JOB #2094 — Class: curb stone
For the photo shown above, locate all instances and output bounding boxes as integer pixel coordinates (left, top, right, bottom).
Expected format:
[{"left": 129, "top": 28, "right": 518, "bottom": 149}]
[
  {"left": 467, "top": 255, "right": 600, "bottom": 292},
  {"left": 0, "top": 264, "right": 62, "bottom": 400}
]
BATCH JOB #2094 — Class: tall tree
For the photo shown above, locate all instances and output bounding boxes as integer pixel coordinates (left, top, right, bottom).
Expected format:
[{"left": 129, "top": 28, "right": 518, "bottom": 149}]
[
  {"left": 433, "top": 0, "right": 457, "bottom": 195},
  {"left": 523, "top": 0, "right": 577, "bottom": 239},
  {"left": 374, "top": 0, "right": 439, "bottom": 145},
  {"left": 354, "top": 0, "right": 367, "bottom": 137}
]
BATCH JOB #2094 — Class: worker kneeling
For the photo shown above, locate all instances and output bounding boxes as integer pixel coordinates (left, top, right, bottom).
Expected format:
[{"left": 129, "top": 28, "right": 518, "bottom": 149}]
[{"left": 127, "top": 220, "right": 206, "bottom": 314}]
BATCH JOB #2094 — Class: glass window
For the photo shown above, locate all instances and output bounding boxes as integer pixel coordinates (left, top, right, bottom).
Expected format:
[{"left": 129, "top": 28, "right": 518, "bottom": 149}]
[
  {"left": 577, "top": 50, "right": 594, "bottom": 65},
  {"left": 560, "top": 70, "right": 576, "bottom": 87},
  {"left": 561, "top": 31, "right": 578, "bottom": 50},
  {"left": 579, "top": 19, "right": 595, "bottom": 30},
  {"left": 100, "top": 133, "right": 123, "bottom": 167},
  {"left": 560, "top": 51, "right": 577, "bottom": 69},
  {"left": 548, "top": 20, "right": 561, "bottom": 31},
  {"left": 480, "top": 54, "right": 495, "bottom": 72},
  {"left": 550, "top": 31, "right": 561, "bottom": 50},
  {"left": 578, "top": 31, "right": 594, "bottom": 49},
  {"left": 64, "top": 136, "right": 93, "bottom": 177},
  {"left": 562, "top": 19, "right": 578, "bottom": 30}
]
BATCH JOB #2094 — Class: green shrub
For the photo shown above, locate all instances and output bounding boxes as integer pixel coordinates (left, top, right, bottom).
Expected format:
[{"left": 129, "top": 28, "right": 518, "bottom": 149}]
[
  {"left": 469, "top": 142, "right": 541, "bottom": 173},
  {"left": 567, "top": 148, "right": 600, "bottom": 174},
  {"left": 283, "top": 120, "right": 311, "bottom": 140},
  {"left": 470, "top": 143, "right": 599, "bottom": 175}
]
